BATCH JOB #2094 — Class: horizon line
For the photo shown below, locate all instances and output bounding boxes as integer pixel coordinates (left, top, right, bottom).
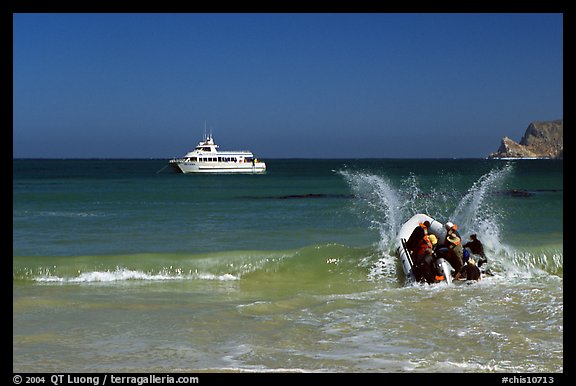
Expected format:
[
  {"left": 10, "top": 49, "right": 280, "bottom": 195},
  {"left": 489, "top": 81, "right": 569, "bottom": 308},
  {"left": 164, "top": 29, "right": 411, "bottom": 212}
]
[{"left": 12, "top": 157, "right": 561, "bottom": 161}]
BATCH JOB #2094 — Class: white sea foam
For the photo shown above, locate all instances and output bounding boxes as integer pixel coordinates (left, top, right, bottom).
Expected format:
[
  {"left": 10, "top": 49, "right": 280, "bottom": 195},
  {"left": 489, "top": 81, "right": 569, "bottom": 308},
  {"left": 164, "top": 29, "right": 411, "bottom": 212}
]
[
  {"left": 40, "top": 211, "right": 104, "bottom": 218},
  {"left": 34, "top": 267, "right": 240, "bottom": 283}
]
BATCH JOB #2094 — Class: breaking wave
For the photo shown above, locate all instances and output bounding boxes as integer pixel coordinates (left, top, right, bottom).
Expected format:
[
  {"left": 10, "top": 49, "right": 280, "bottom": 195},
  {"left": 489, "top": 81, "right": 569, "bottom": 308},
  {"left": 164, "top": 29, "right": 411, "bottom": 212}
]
[{"left": 13, "top": 244, "right": 375, "bottom": 286}]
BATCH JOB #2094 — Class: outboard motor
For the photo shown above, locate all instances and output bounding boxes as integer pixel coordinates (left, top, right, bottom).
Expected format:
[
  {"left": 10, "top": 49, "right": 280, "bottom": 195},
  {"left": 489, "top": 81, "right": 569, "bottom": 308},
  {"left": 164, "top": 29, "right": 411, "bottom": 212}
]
[{"left": 433, "top": 257, "right": 453, "bottom": 284}]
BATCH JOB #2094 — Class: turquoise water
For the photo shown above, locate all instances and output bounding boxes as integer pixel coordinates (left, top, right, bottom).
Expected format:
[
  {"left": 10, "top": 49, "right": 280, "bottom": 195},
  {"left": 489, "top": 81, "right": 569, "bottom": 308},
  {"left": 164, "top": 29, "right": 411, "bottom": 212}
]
[{"left": 13, "top": 159, "right": 563, "bottom": 372}]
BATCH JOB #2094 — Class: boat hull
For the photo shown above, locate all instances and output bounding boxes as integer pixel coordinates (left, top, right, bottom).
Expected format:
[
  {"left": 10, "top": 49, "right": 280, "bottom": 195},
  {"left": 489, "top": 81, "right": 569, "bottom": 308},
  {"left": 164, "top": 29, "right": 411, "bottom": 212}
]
[
  {"left": 170, "top": 160, "right": 266, "bottom": 174},
  {"left": 396, "top": 213, "right": 452, "bottom": 285}
]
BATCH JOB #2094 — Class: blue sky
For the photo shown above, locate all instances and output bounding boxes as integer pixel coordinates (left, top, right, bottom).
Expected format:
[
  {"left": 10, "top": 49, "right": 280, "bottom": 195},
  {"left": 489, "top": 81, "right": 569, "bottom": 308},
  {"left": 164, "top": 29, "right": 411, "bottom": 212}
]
[{"left": 13, "top": 13, "right": 563, "bottom": 158}]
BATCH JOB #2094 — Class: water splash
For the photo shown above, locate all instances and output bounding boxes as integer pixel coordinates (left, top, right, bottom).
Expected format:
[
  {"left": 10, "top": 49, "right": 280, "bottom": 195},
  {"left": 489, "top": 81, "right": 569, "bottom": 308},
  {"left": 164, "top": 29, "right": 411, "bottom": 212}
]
[
  {"left": 339, "top": 163, "right": 563, "bottom": 280},
  {"left": 400, "top": 173, "right": 422, "bottom": 215},
  {"left": 450, "top": 163, "right": 514, "bottom": 244},
  {"left": 489, "top": 247, "right": 563, "bottom": 279},
  {"left": 339, "top": 170, "right": 405, "bottom": 278},
  {"left": 339, "top": 170, "right": 403, "bottom": 250}
]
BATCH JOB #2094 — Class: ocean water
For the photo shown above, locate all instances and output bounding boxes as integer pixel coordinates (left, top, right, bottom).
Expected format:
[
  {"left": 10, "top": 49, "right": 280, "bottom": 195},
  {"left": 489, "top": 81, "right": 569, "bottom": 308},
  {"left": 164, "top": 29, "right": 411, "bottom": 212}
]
[{"left": 13, "top": 159, "right": 563, "bottom": 373}]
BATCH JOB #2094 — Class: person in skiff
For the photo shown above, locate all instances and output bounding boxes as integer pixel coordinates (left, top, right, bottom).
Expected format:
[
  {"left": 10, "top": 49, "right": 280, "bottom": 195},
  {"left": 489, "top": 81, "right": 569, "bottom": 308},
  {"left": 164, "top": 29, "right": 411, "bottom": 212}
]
[
  {"left": 404, "top": 220, "right": 434, "bottom": 283},
  {"left": 405, "top": 220, "right": 431, "bottom": 257},
  {"left": 463, "top": 233, "right": 488, "bottom": 267},
  {"left": 436, "top": 221, "right": 464, "bottom": 275},
  {"left": 427, "top": 234, "right": 438, "bottom": 253},
  {"left": 454, "top": 248, "right": 482, "bottom": 281},
  {"left": 412, "top": 232, "right": 437, "bottom": 283}
]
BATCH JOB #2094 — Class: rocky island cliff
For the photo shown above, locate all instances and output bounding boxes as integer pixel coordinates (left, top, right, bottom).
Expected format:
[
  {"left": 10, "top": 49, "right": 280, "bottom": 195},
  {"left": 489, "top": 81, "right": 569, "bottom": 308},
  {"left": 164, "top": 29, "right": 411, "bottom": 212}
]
[{"left": 488, "top": 119, "right": 563, "bottom": 159}]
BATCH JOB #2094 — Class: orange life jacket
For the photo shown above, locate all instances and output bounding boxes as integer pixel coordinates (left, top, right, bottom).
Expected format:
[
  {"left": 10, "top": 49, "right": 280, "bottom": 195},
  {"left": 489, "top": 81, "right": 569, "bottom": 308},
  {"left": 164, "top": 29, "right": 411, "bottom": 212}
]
[
  {"left": 415, "top": 236, "right": 433, "bottom": 257},
  {"left": 414, "top": 222, "right": 433, "bottom": 256}
]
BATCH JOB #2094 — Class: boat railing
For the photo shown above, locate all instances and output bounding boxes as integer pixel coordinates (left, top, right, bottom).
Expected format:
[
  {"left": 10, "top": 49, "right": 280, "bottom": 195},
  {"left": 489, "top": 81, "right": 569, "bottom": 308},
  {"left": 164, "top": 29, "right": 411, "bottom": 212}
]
[{"left": 217, "top": 150, "right": 253, "bottom": 154}]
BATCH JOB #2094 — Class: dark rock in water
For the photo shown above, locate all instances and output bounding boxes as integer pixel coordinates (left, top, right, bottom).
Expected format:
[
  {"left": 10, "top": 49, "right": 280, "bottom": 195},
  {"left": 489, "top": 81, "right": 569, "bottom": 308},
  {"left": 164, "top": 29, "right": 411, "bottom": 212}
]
[
  {"left": 277, "top": 193, "right": 355, "bottom": 199},
  {"left": 509, "top": 189, "right": 533, "bottom": 198},
  {"left": 492, "top": 188, "right": 561, "bottom": 198},
  {"left": 240, "top": 193, "right": 354, "bottom": 200},
  {"left": 276, "top": 193, "right": 329, "bottom": 199},
  {"left": 488, "top": 119, "right": 563, "bottom": 159},
  {"left": 492, "top": 189, "right": 533, "bottom": 197}
]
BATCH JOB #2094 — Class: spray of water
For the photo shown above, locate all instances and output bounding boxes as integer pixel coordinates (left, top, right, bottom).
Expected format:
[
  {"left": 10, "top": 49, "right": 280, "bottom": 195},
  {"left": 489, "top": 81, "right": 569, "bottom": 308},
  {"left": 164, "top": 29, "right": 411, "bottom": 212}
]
[
  {"left": 339, "top": 170, "right": 405, "bottom": 278},
  {"left": 450, "top": 163, "right": 514, "bottom": 244},
  {"left": 341, "top": 166, "right": 512, "bottom": 251},
  {"left": 339, "top": 170, "right": 403, "bottom": 250},
  {"left": 338, "top": 163, "right": 561, "bottom": 281}
]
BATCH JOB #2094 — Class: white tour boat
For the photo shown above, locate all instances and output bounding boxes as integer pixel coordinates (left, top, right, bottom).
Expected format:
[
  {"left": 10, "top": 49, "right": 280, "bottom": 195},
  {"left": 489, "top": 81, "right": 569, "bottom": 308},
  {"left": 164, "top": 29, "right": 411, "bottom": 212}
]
[{"left": 169, "top": 133, "right": 266, "bottom": 174}]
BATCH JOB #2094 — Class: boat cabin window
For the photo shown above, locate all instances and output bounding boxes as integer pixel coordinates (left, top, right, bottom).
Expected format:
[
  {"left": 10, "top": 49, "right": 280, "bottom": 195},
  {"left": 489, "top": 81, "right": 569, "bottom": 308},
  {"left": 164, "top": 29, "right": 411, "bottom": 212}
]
[
  {"left": 202, "top": 147, "right": 211, "bottom": 151},
  {"left": 191, "top": 157, "right": 197, "bottom": 162}
]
